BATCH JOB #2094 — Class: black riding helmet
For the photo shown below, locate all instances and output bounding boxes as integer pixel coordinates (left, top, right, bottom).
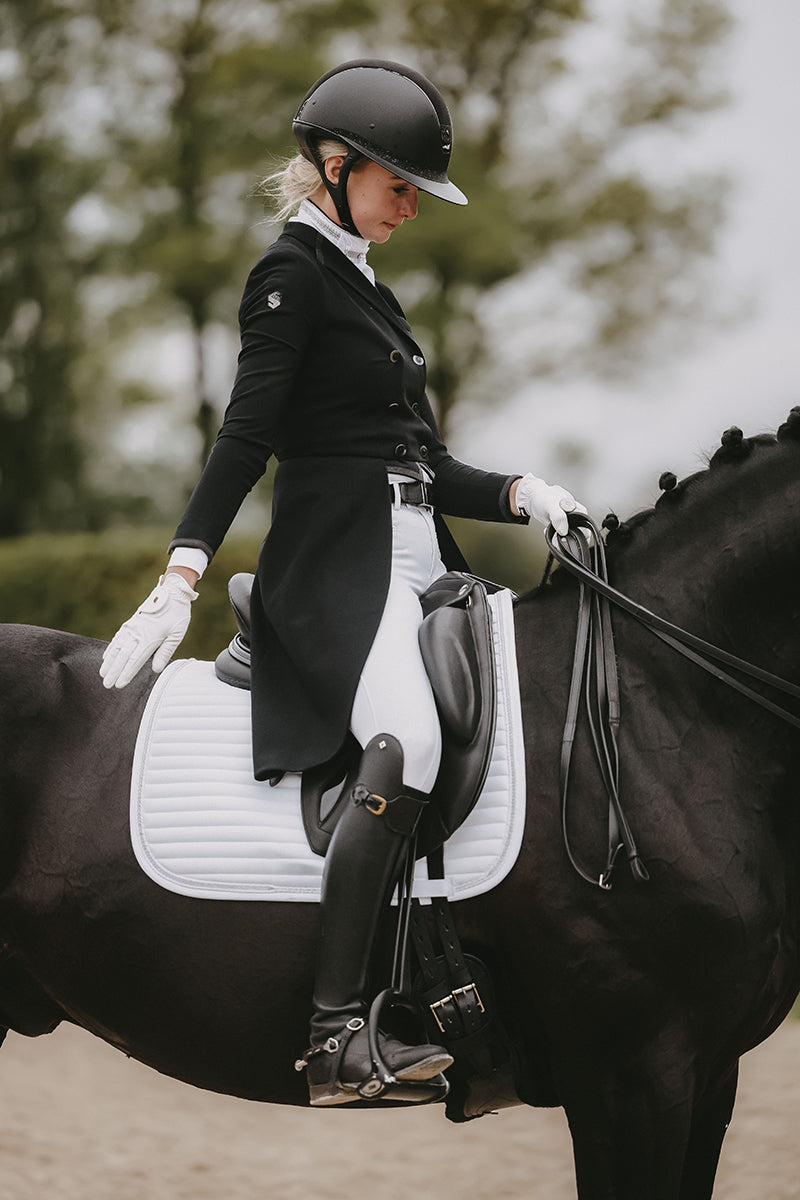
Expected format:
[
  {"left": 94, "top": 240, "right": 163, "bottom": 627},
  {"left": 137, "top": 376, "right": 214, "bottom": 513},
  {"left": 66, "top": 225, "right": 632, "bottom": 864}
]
[{"left": 292, "top": 58, "right": 468, "bottom": 237}]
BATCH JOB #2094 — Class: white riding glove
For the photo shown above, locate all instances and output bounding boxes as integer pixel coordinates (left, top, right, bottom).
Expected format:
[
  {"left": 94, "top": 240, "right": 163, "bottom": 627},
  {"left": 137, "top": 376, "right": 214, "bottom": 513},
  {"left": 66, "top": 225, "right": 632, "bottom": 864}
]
[
  {"left": 515, "top": 473, "right": 587, "bottom": 537},
  {"left": 100, "top": 573, "right": 198, "bottom": 690}
]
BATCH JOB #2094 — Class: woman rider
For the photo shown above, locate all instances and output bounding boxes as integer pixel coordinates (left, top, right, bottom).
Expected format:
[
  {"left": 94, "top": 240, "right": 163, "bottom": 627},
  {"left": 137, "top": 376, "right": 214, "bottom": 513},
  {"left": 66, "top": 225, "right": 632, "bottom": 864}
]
[{"left": 100, "top": 59, "right": 585, "bottom": 1107}]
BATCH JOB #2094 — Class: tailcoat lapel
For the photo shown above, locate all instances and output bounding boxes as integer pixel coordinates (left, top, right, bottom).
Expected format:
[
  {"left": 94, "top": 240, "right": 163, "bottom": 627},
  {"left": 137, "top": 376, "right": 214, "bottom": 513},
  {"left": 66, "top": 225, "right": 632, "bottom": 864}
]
[{"left": 281, "top": 224, "right": 416, "bottom": 343}]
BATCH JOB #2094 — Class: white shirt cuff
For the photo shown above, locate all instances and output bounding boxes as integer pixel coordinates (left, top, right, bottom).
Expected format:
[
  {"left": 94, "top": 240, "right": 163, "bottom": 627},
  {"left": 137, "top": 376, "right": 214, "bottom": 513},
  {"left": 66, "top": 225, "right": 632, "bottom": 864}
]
[{"left": 167, "top": 547, "right": 210, "bottom": 580}]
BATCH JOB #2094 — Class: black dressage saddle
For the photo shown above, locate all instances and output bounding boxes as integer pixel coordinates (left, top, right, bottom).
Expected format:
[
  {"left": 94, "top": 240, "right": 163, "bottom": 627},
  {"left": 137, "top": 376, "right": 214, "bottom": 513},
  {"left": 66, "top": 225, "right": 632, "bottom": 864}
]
[{"left": 215, "top": 571, "right": 499, "bottom": 860}]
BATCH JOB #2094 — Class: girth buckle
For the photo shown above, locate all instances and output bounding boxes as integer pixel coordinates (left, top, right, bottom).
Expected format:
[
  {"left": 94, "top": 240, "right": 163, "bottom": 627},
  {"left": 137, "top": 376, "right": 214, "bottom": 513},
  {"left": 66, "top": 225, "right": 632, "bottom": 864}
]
[{"left": 429, "top": 982, "right": 485, "bottom": 1033}]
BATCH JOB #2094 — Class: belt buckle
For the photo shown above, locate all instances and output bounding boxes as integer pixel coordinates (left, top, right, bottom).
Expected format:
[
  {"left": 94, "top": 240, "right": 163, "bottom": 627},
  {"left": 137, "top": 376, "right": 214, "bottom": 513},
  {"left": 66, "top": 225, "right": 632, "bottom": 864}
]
[
  {"left": 390, "top": 477, "right": 431, "bottom": 509},
  {"left": 415, "top": 479, "right": 432, "bottom": 510}
]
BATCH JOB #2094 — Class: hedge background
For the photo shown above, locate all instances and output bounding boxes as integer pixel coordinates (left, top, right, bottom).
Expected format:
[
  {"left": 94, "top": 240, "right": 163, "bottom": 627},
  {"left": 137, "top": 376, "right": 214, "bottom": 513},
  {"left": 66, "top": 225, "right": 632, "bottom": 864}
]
[{"left": 0, "top": 521, "right": 546, "bottom": 663}]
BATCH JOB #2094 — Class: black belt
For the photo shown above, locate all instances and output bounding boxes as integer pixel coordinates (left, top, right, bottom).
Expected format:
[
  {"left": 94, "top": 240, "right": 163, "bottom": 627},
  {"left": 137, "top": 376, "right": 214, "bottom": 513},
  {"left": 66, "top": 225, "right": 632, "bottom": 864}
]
[{"left": 389, "top": 479, "right": 431, "bottom": 507}]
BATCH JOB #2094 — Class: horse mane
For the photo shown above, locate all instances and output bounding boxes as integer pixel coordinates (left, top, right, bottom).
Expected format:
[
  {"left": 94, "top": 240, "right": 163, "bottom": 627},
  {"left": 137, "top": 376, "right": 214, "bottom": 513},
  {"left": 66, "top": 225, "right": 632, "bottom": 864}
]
[
  {"left": 520, "top": 407, "right": 800, "bottom": 601},
  {"left": 600, "top": 405, "right": 800, "bottom": 546}
]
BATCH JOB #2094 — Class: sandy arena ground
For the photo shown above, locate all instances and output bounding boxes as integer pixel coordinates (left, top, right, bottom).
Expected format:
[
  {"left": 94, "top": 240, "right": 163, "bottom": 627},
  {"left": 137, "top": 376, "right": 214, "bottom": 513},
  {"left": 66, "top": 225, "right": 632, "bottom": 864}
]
[{"left": 0, "top": 1017, "right": 797, "bottom": 1199}]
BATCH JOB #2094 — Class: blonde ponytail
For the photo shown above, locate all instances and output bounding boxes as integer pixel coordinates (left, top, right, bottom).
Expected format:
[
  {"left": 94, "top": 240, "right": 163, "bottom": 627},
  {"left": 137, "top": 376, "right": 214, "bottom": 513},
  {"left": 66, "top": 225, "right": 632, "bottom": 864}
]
[{"left": 258, "top": 140, "right": 351, "bottom": 222}]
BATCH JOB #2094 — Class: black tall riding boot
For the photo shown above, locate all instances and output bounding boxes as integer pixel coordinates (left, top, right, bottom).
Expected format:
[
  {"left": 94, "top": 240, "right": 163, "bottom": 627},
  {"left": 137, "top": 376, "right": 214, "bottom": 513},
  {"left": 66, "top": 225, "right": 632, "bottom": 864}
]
[{"left": 298, "top": 734, "right": 453, "bottom": 1106}]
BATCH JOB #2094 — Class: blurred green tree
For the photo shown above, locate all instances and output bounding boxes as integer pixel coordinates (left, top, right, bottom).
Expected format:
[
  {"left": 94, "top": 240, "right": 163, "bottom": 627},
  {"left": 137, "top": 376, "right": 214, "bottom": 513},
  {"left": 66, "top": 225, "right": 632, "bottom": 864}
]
[
  {"left": 0, "top": 0, "right": 102, "bottom": 534},
  {"left": 77, "top": 0, "right": 371, "bottom": 480},
  {"left": 0, "top": 0, "right": 372, "bottom": 533}
]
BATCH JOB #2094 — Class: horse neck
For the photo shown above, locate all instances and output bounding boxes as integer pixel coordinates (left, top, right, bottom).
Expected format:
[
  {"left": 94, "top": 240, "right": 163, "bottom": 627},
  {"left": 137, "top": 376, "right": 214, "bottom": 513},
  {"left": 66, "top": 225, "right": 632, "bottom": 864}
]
[{"left": 607, "top": 437, "right": 800, "bottom": 683}]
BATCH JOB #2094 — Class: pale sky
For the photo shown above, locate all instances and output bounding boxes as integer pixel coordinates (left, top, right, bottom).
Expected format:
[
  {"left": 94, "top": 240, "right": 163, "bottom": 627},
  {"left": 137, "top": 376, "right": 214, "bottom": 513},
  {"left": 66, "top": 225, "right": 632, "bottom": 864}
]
[{"left": 457, "top": 0, "right": 799, "bottom": 519}]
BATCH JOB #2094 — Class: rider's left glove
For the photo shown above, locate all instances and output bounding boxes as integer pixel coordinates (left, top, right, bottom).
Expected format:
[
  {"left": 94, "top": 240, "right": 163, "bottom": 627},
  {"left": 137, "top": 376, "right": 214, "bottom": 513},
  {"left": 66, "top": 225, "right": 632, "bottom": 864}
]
[{"left": 100, "top": 573, "right": 198, "bottom": 690}]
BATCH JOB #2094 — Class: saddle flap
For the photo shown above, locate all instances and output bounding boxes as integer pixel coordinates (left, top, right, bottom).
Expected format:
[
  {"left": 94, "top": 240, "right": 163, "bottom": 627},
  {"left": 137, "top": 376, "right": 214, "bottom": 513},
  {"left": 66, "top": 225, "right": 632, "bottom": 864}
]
[
  {"left": 417, "top": 573, "right": 498, "bottom": 852},
  {"left": 419, "top": 606, "right": 480, "bottom": 743}
]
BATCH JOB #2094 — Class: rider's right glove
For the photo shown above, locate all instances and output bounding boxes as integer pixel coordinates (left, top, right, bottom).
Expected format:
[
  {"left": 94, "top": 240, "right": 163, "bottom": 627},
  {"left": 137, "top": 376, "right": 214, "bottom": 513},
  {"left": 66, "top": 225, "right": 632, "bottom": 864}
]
[
  {"left": 515, "top": 473, "right": 587, "bottom": 537},
  {"left": 99, "top": 573, "right": 198, "bottom": 690}
]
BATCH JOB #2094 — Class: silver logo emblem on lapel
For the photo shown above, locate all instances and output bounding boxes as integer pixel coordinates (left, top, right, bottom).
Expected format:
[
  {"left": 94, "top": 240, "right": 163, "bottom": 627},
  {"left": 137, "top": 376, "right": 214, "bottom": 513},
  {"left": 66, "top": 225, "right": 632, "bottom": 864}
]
[{"left": 267, "top": 291, "right": 282, "bottom": 309}]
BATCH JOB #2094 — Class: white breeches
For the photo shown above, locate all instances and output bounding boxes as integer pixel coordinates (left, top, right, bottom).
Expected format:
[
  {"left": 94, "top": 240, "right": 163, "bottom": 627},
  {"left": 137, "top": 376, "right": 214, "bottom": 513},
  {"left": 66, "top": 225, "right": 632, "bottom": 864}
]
[{"left": 349, "top": 499, "right": 447, "bottom": 793}]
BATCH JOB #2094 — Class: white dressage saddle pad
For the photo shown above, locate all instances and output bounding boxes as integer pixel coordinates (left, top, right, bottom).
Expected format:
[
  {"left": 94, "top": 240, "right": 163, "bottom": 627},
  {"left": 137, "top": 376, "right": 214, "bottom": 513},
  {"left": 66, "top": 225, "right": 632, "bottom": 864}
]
[{"left": 130, "top": 588, "right": 526, "bottom": 903}]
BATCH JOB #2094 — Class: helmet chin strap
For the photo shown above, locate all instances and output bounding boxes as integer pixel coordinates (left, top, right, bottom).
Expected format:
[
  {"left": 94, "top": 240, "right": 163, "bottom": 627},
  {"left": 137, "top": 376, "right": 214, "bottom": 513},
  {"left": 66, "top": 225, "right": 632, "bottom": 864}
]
[{"left": 311, "top": 146, "right": 363, "bottom": 237}]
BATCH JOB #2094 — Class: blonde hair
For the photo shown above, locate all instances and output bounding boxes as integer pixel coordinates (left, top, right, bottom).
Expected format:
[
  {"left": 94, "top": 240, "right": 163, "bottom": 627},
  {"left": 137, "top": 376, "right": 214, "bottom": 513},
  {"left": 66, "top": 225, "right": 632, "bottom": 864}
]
[{"left": 258, "top": 139, "right": 352, "bottom": 222}]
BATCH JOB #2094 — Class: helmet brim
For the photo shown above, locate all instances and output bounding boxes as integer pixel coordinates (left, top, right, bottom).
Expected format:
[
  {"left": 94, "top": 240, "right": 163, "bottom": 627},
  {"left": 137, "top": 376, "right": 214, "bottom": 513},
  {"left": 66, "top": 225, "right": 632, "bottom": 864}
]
[
  {"left": 384, "top": 162, "right": 468, "bottom": 206},
  {"left": 292, "top": 120, "right": 468, "bottom": 207}
]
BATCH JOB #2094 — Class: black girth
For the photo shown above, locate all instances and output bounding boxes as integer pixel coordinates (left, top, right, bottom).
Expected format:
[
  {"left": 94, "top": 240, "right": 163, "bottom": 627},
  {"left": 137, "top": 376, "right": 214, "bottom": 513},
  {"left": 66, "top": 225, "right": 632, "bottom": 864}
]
[{"left": 543, "top": 513, "right": 800, "bottom": 890}]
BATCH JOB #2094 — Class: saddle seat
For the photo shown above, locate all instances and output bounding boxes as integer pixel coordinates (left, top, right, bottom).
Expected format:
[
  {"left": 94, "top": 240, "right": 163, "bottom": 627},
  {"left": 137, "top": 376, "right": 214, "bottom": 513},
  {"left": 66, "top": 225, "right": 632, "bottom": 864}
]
[{"left": 215, "top": 571, "right": 499, "bottom": 860}]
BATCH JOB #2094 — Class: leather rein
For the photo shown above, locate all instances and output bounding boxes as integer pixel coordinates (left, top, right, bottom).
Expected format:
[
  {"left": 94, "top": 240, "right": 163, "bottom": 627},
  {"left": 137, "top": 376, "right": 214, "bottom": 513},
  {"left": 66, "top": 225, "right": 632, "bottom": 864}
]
[{"left": 541, "top": 513, "right": 800, "bottom": 890}]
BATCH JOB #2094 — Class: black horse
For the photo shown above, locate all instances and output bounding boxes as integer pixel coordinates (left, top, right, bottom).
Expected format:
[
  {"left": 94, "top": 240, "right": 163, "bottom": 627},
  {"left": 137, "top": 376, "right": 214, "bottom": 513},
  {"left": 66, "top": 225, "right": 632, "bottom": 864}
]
[{"left": 2, "top": 413, "right": 800, "bottom": 1199}]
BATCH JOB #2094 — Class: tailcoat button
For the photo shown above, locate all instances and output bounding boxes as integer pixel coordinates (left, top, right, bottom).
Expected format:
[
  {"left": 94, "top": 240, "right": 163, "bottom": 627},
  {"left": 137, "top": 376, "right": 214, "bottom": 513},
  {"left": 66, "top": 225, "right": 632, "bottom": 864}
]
[
  {"left": 390, "top": 350, "right": 402, "bottom": 363},
  {"left": 419, "top": 445, "right": 429, "bottom": 458},
  {"left": 413, "top": 355, "right": 424, "bottom": 365},
  {"left": 388, "top": 402, "right": 400, "bottom": 411},
  {"left": 394, "top": 443, "right": 408, "bottom": 458},
  {"left": 411, "top": 403, "right": 420, "bottom": 414}
]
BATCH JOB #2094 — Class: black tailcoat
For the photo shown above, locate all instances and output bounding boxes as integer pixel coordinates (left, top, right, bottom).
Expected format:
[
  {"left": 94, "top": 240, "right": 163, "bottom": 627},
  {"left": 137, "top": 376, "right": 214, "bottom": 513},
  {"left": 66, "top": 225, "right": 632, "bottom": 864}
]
[{"left": 171, "top": 222, "right": 522, "bottom": 777}]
